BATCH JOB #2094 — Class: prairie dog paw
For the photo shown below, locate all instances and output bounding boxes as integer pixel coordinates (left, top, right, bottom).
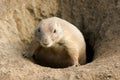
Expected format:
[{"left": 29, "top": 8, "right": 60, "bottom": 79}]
[
  {"left": 71, "top": 64, "right": 80, "bottom": 67},
  {"left": 22, "top": 51, "right": 29, "bottom": 58}
]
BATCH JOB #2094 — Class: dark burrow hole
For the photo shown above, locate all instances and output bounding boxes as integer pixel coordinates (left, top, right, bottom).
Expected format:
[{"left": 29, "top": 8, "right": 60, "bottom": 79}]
[
  {"left": 85, "top": 39, "right": 94, "bottom": 63},
  {"left": 32, "top": 38, "right": 94, "bottom": 68}
]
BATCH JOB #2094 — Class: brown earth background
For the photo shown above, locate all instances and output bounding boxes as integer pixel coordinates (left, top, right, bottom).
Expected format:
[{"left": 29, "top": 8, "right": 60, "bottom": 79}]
[{"left": 0, "top": 0, "right": 120, "bottom": 80}]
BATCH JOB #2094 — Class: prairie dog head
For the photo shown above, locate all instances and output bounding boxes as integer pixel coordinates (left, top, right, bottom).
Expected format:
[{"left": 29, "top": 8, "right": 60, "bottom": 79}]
[{"left": 35, "top": 19, "right": 63, "bottom": 48}]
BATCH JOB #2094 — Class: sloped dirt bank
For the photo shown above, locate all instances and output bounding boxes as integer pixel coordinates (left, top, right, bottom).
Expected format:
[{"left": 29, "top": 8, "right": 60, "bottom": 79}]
[{"left": 0, "top": 0, "right": 120, "bottom": 80}]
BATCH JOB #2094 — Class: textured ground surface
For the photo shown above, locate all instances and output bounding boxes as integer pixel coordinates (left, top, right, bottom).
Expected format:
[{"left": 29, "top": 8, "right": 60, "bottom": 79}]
[{"left": 0, "top": 0, "right": 120, "bottom": 80}]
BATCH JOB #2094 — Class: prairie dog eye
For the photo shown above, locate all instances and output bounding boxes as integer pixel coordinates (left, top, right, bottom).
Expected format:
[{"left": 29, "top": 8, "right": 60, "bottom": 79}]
[
  {"left": 53, "top": 29, "right": 56, "bottom": 33},
  {"left": 37, "top": 28, "right": 40, "bottom": 32}
]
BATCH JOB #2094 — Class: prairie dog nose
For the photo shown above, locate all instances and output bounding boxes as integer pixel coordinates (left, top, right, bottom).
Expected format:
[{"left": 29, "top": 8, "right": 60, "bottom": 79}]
[{"left": 42, "top": 39, "right": 49, "bottom": 45}]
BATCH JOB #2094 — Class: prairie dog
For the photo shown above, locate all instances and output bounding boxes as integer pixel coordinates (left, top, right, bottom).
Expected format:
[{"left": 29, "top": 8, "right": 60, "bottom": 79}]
[{"left": 22, "top": 17, "right": 86, "bottom": 67}]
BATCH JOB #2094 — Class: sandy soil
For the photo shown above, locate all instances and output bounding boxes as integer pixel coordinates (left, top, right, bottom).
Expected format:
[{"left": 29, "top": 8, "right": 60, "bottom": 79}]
[{"left": 0, "top": 0, "right": 120, "bottom": 80}]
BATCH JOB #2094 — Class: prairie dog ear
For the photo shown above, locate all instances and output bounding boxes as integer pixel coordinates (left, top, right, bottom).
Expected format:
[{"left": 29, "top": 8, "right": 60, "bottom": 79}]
[
  {"left": 54, "top": 21, "right": 62, "bottom": 33},
  {"left": 55, "top": 21, "right": 61, "bottom": 28}
]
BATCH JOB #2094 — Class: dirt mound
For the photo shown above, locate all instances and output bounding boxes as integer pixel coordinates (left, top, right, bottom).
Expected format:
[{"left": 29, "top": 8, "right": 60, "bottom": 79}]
[{"left": 0, "top": 0, "right": 120, "bottom": 80}]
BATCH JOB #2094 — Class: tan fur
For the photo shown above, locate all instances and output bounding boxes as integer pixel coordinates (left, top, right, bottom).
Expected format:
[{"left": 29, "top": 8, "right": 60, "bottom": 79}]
[{"left": 22, "top": 17, "right": 86, "bottom": 67}]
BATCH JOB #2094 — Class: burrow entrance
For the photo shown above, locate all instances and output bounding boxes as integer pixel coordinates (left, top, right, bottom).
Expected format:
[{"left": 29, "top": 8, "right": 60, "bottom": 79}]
[{"left": 32, "top": 33, "right": 94, "bottom": 68}]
